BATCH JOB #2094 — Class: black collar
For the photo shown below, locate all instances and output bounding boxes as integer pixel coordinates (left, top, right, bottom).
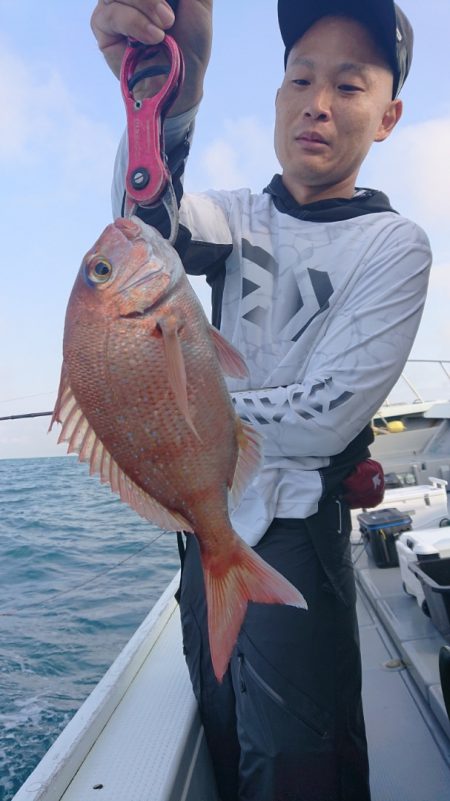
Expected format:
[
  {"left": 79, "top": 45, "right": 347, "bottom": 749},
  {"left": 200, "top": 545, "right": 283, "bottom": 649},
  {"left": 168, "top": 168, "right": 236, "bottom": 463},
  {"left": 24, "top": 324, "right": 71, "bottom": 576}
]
[{"left": 264, "top": 174, "right": 397, "bottom": 222}]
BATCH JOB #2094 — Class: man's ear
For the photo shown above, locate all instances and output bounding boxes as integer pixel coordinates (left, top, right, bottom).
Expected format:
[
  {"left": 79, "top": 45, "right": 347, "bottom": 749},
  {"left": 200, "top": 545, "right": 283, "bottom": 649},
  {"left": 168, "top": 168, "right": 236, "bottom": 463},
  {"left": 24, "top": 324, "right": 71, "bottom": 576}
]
[{"left": 374, "top": 99, "right": 403, "bottom": 143}]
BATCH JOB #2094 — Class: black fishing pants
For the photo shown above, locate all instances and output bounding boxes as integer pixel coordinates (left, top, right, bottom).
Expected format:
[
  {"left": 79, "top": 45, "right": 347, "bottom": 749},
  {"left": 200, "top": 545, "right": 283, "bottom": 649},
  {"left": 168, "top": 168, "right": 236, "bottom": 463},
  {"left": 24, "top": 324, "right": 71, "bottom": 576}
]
[{"left": 178, "top": 496, "right": 371, "bottom": 801}]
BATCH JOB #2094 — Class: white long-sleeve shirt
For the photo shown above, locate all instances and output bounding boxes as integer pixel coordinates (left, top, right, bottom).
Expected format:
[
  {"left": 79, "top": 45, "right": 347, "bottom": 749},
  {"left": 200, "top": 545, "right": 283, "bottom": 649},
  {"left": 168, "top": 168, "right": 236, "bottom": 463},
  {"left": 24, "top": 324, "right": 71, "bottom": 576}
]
[{"left": 112, "top": 119, "right": 432, "bottom": 545}]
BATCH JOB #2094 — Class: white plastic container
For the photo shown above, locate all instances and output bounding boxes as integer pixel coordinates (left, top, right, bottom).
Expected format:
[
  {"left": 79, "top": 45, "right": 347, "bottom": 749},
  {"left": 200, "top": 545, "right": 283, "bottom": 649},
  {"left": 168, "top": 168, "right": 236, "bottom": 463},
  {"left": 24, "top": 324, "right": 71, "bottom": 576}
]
[{"left": 396, "top": 529, "right": 450, "bottom": 608}]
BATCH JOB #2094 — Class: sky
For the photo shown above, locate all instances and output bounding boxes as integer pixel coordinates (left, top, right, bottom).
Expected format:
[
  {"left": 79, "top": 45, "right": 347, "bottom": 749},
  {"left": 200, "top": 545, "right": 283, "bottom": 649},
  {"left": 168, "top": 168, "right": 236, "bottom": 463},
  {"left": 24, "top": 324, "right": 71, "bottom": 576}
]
[{"left": 0, "top": 0, "right": 449, "bottom": 459}]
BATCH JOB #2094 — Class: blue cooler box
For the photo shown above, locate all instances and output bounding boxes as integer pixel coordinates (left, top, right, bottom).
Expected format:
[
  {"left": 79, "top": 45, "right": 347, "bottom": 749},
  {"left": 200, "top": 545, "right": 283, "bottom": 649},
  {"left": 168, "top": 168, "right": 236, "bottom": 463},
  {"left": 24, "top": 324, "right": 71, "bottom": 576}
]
[{"left": 357, "top": 508, "right": 412, "bottom": 568}]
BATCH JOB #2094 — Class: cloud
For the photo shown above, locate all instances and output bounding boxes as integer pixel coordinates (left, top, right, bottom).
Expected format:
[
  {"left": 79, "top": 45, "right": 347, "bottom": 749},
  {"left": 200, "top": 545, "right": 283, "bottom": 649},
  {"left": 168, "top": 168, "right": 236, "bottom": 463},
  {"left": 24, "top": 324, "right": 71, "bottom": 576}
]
[
  {"left": 360, "top": 115, "right": 450, "bottom": 244},
  {"left": 190, "top": 112, "right": 450, "bottom": 257},
  {"left": 0, "top": 420, "right": 61, "bottom": 460},
  {"left": 0, "top": 45, "right": 38, "bottom": 160},
  {"left": 412, "top": 259, "right": 450, "bottom": 358},
  {"left": 0, "top": 40, "right": 117, "bottom": 195},
  {"left": 202, "top": 140, "right": 246, "bottom": 190},
  {"left": 194, "top": 116, "right": 279, "bottom": 191}
]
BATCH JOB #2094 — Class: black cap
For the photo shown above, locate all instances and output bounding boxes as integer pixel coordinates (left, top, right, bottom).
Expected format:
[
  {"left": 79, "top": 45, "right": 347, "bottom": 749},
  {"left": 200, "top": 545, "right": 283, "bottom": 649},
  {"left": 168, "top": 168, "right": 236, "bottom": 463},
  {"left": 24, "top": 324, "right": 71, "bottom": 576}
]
[{"left": 278, "top": 0, "right": 413, "bottom": 97}]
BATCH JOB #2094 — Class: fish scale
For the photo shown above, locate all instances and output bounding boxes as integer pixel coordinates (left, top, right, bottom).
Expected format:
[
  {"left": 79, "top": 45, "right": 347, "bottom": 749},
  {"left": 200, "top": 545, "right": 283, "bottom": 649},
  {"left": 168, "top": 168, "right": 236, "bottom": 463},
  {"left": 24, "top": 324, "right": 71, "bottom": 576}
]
[{"left": 51, "top": 216, "right": 307, "bottom": 680}]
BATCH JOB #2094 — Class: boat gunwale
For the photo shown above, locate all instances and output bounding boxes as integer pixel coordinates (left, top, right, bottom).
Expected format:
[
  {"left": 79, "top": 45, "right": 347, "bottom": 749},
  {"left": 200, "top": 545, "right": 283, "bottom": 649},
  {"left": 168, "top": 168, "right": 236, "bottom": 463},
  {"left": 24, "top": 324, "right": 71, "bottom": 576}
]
[{"left": 12, "top": 572, "right": 181, "bottom": 801}]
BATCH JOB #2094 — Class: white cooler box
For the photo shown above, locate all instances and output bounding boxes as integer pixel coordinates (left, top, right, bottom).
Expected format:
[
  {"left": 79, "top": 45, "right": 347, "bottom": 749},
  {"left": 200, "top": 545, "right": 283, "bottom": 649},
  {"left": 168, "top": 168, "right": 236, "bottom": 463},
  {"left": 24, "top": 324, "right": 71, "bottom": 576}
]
[
  {"left": 351, "top": 477, "right": 448, "bottom": 542},
  {"left": 396, "top": 528, "right": 450, "bottom": 609}
]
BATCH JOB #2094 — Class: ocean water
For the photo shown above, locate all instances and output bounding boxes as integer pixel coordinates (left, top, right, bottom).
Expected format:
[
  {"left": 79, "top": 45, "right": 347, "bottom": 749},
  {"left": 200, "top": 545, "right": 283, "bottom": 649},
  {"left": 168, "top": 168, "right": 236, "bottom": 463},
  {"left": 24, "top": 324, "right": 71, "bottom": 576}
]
[{"left": 0, "top": 456, "right": 180, "bottom": 801}]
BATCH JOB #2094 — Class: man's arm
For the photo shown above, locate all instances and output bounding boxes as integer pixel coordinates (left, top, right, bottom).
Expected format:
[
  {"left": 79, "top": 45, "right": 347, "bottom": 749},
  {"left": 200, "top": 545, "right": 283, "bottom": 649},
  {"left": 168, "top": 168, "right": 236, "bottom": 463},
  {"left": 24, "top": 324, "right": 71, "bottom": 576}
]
[
  {"left": 90, "top": 0, "right": 212, "bottom": 114},
  {"left": 231, "top": 223, "right": 432, "bottom": 461}
]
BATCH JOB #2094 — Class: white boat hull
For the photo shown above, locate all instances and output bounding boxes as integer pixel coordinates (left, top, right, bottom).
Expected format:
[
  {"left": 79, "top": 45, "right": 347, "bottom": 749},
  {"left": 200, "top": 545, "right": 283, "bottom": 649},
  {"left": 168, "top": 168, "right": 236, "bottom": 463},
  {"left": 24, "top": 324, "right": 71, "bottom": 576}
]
[{"left": 12, "top": 575, "right": 219, "bottom": 801}]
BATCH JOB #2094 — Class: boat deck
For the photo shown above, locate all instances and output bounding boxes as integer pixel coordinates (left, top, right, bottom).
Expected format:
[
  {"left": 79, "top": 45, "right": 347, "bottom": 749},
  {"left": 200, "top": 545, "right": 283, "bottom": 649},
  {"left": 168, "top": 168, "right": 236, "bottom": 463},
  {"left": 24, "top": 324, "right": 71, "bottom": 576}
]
[
  {"left": 354, "top": 543, "right": 450, "bottom": 800},
  {"left": 13, "top": 553, "right": 450, "bottom": 801}
]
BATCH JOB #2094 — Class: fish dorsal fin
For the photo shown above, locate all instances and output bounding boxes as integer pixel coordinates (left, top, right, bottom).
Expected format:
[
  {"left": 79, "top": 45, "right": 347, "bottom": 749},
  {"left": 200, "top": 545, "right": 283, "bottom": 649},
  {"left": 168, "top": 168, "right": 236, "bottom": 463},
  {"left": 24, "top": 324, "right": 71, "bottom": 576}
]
[
  {"left": 50, "top": 367, "right": 193, "bottom": 533},
  {"left": 209, "top": 327, "right": 249, "bottom": 379},
  {"left": 157, "top": 313, "right": 201, "bottom": 440},
  {"left": 229, "top": 419, "right": 263, "bottom": 508}
]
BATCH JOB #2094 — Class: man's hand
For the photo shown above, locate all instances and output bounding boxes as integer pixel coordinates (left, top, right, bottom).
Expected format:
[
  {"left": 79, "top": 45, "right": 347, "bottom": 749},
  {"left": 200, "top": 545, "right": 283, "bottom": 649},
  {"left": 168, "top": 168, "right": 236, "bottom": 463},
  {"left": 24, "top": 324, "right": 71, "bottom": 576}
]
[{"left": 91, "top": 0, "right": 212, "bottom": 113}]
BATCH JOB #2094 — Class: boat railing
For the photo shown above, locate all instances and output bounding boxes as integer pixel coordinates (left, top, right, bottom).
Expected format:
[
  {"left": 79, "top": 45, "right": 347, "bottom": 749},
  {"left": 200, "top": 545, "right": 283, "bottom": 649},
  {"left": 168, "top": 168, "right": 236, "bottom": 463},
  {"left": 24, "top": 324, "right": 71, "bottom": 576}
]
[{"left": 382, "top": 359, "right": 450, "bottom": 408}]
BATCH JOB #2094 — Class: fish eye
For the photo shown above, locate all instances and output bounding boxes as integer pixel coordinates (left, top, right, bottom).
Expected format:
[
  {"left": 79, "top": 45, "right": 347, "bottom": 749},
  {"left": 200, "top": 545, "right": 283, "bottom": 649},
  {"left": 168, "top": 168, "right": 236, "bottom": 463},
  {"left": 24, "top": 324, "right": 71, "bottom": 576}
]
[{"left": 85, "top": 257, "right": 113, "bottom": 286}]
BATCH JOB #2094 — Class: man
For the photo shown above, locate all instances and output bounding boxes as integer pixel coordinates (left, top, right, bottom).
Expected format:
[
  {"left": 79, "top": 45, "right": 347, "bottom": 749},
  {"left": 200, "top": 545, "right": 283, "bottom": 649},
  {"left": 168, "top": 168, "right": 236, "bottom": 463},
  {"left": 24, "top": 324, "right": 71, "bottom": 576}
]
[{"left": 91, "top": 2, "right": 432, "bottom": 799}]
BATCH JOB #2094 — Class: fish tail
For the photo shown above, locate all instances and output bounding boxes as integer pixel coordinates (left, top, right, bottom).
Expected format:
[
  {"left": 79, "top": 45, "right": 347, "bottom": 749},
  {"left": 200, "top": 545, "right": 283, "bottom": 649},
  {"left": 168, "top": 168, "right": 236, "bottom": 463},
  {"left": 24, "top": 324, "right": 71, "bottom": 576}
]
[{"left": 200, "top": 536, "right": 308, "bottom": 682}]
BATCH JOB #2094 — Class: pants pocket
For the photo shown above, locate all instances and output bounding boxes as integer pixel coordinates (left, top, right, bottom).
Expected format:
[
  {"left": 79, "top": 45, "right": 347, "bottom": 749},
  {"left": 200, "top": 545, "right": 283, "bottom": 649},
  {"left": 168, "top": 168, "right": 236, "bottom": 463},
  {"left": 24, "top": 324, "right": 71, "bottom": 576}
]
[
  {"left": 233, "top": 649, "right": 339, "bottom": 801},
  {"left": 234, "top": 647, "right": 333, "bottom": 752},
  {"left": 239, "top": 654, "right": 329, "bottom": 738}
]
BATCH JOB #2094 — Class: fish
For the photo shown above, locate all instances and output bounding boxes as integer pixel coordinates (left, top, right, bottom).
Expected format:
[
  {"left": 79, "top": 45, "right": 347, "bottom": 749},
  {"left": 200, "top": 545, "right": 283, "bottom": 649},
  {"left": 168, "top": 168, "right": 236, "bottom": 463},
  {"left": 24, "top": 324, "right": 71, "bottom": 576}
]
[{"left": 50, "top": 217, "right": 307, "bottom": 680}]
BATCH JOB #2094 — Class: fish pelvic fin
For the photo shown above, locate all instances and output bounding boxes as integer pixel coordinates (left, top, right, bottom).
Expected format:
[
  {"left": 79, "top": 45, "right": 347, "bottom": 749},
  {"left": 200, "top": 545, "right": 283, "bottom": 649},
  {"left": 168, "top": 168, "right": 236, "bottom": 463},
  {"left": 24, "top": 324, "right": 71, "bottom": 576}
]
[
  {"left": 200, "top": 536, "right": 308, "bottom": 682},
  {"left": 229, "top": 419, "right": 263, "bottom": 508},
  {"left": 157, "top": 313, "right": 201, "bottom": 441},
  {"left": 50, "top": 364, "right": 193, "bottom": 534},
  {"left": 209, "top": 327, "right": 249, "bottom": 379}
]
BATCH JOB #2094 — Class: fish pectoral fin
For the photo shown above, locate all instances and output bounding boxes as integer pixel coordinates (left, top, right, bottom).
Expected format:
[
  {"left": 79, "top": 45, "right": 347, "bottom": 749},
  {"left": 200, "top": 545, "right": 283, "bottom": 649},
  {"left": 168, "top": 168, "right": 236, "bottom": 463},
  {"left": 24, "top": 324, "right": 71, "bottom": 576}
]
[
  {"left": 229, "top": 418, "right": 263, "bottom": 508},
  {"left": 157, "top": 313, "right": 201, "bottom": 441},
  {"left": 51, "top": 367, "right": 193, "bottom": 533},
  {"left": 209, "top": 327, "right": 249, "bottom": 379}
]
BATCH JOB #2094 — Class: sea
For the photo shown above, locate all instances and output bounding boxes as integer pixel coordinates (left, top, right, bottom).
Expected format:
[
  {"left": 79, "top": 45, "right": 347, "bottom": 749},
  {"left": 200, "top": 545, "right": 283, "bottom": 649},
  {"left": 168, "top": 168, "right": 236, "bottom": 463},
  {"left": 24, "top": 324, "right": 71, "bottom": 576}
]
[{"left": 0, "top": 456, "right": 180, "bottom": 801}]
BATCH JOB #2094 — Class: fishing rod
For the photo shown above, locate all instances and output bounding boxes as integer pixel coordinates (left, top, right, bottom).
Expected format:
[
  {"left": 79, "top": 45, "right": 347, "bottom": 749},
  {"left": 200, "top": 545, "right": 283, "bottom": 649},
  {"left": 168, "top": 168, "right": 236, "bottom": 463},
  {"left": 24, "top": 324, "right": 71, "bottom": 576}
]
[{"left": 0, "top": 411, "right": 52, "bottom": 421}]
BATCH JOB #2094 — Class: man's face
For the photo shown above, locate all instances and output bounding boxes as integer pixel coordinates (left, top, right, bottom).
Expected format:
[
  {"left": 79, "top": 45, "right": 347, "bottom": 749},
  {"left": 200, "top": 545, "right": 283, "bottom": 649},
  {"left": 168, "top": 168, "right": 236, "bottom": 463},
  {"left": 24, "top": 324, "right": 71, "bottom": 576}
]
[{"left": 274, "top": 16, "right": 402, "bottom": 203}]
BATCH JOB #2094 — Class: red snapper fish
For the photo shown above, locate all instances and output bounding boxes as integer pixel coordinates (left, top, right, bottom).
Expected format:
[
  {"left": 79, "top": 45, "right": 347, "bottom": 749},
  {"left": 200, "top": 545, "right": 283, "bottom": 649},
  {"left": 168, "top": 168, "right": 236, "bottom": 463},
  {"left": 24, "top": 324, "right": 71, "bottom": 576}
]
[{"left": 51, "top": 217, "right": 307, "bottom": 680}]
